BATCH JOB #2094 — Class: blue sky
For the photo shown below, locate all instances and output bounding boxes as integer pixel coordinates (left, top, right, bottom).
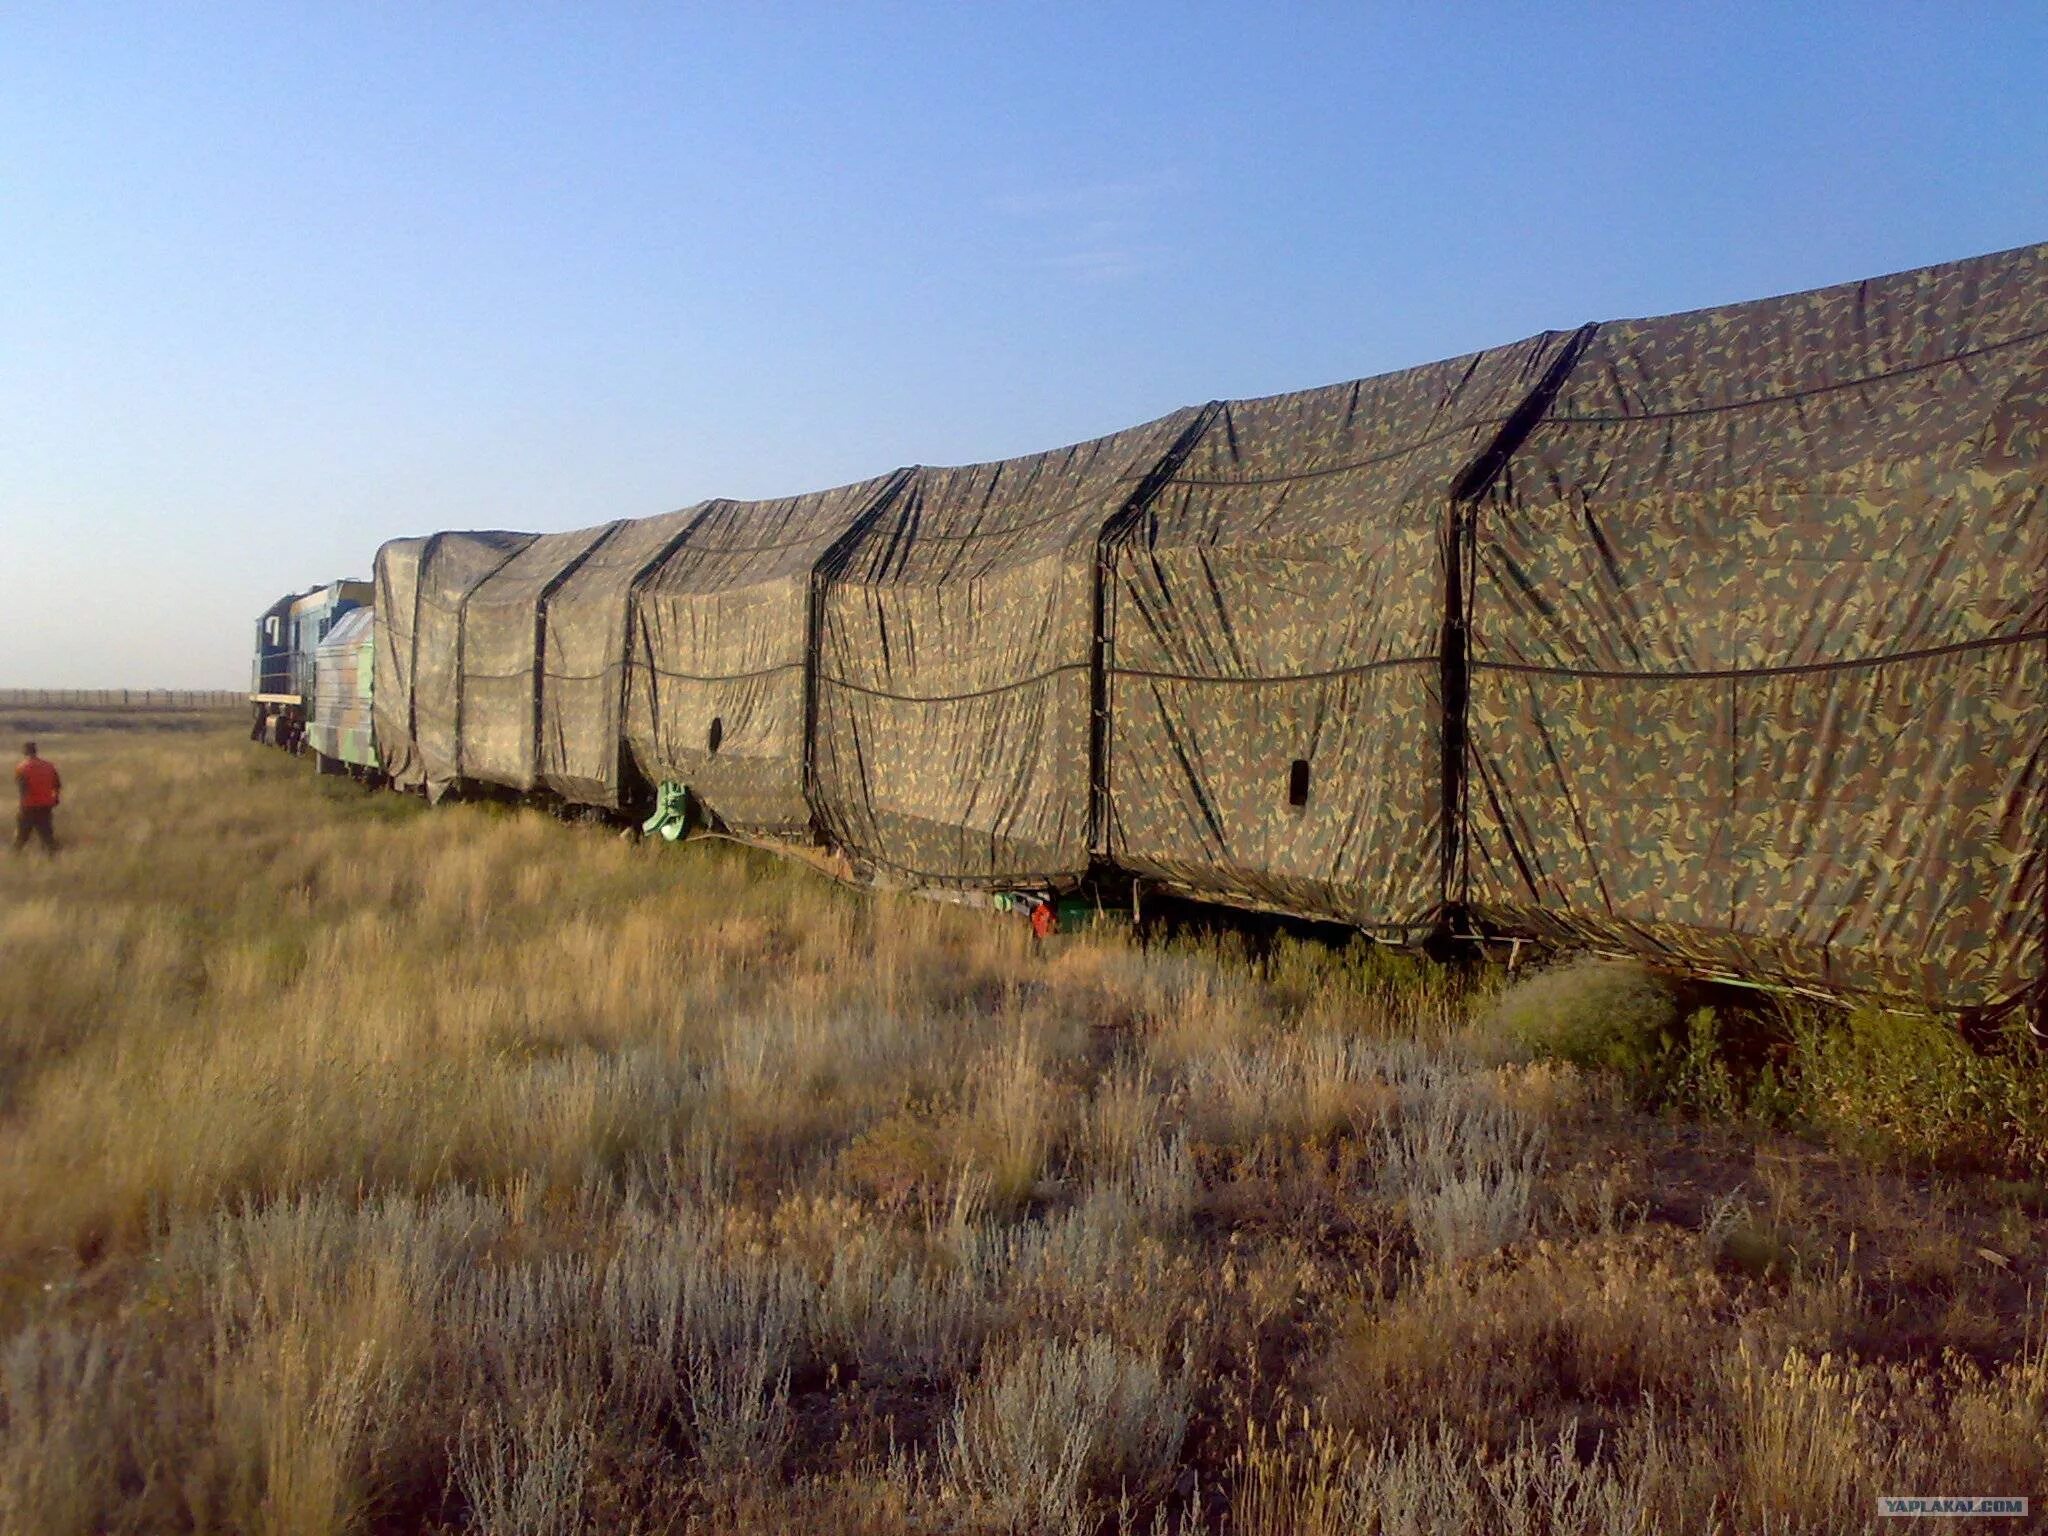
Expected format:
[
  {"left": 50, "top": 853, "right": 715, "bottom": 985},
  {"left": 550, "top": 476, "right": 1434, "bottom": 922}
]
[{"left": 4, "top": 3, "right": 2045, "bottom": 686}]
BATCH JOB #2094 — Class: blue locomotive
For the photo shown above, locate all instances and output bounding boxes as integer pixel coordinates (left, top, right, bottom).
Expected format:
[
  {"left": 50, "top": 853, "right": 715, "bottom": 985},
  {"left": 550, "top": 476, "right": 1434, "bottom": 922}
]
[{"left": 249, "top": 579, "right": 372, "bottom": 756}]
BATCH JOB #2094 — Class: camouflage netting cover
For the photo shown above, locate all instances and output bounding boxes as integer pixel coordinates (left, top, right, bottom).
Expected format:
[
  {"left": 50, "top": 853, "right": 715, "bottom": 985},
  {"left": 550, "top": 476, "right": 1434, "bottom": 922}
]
[
  {"left": 626, "top": 474, "right": 907, "bottom": 837},
  {"left": 1463, "top": 243, "right": 2048, "bottom": 1009},
  {"left": 371, "top": 537, "right": 429, "bottom": 789},
  {"left": 456, "top": 523, "right": 622, "bottom": 792},
  {"left": 539, "top": 506, "right": 708, "bottom": 807},
  {"left": 1102, "top": 338, "right": 1574, "bottom": 936},
  {"left": 813, "top": 410, "right": 1204, "bottom": 885},
  {"left": 401, "top": 531, "right": 539, "bottom": 803},
  {"left": 309, "top": 607, "right": 377, "bottom": 770},
  {"left": 363, "top": 241, "right": 2044, "bottom": 1012}
]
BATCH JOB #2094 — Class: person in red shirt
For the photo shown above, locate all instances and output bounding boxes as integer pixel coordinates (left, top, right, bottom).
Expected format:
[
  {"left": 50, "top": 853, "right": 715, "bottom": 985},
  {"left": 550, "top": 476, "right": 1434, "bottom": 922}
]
[
  {"left": 14, "top": 741, "right": 60, "bottom": 856},
  {"left": 1029, "top": 896, "right": 1056, "bottom": 948}
]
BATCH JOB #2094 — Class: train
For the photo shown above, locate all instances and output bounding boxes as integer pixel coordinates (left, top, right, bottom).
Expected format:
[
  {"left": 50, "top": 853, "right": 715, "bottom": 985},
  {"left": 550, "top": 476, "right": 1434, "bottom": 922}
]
[{"left": 253, "top": 240, "right": 2048, "bottom": 1020}]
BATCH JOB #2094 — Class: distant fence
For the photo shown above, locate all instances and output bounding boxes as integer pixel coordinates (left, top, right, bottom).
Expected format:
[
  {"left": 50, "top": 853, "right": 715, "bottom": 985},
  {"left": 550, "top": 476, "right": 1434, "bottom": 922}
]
[{"left": 0, "top": 689, "right": 245, "bottom": 710}]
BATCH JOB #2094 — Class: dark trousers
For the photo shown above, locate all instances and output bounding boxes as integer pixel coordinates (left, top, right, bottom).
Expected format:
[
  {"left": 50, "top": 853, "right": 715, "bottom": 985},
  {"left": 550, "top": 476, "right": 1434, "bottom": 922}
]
[{"left": 14, "top": 805, "right": 56, "bottom": 854}]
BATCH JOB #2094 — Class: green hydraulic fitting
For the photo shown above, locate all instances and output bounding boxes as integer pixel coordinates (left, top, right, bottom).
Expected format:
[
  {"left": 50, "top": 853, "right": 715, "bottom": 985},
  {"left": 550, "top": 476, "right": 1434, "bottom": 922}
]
[{"left": 640, "top": 780, "right": 691, "bottom": 842}]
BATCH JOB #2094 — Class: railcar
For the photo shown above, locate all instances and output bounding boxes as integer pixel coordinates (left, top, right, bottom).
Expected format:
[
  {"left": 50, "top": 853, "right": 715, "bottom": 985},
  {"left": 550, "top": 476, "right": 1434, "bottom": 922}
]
[
  {"left": 306, "top": 607, "right": 378, "bottom": 775},
  {"left": 249, "top": 240, "right": 2048, "bottom": 1021}
]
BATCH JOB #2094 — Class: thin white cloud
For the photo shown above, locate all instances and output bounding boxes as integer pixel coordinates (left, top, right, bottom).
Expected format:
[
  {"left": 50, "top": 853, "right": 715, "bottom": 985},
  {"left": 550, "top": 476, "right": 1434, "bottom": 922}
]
[
  {"left": 988, "top": 173, "right": 1182, "bottom": 283},
  {"left": 1036, "top": 246, "right": 1153, "bottom": 282},
  {"left": 987, "top": 176, "right": 1176, "bottom": 219}
]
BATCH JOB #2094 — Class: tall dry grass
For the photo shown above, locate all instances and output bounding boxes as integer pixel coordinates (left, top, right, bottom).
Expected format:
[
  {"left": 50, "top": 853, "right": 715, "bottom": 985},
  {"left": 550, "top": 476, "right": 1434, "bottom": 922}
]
[{"left": 0, "top": 711, "right": 2040, "bottom": 1533}]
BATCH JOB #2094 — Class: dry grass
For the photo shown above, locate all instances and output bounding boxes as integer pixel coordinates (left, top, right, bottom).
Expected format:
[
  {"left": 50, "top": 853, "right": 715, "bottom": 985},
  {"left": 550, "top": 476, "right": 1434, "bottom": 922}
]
[{"left": 0, "top": 711, "right": 2040, "bottom": 1533}]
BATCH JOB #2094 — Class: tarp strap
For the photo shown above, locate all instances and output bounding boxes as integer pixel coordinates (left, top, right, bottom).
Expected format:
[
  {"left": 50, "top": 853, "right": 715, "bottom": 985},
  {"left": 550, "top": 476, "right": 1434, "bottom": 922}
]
[
  {"left": 1471, "top": 626, "right": 2048, "bottom": 681},
  {"left": 452, "top": 539, "right": 542, "bottom": 784},
  {"left": 618, "top": 504, "right": 722, "bottom": 801},
  {"left": 529, "top": 521, "right": 626, "bottom": 786},
  {"left": 405, "top": 531, "right": 446, "bottom": 760},
  {"left": 1443, "top": 323, "right": 1601, "bottom": 923},
  {"left": 1090, "top": 402, "right": 1224, "bottom": 861},
  {"left": 802, "top": 468, "right": 917, "bottom": 833}
]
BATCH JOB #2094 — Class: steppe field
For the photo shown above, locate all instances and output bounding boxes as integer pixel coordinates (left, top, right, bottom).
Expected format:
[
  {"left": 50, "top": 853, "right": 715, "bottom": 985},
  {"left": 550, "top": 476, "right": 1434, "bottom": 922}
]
[{"left": 0, "top": 707, "right": 2044, "bottom": 1536}]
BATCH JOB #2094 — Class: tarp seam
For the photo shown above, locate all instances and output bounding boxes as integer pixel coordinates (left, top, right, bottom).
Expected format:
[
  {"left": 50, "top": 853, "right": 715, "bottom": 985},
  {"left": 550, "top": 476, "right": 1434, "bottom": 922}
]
[
  {"left": 1445, "top": 323, "right": 1604, "bottom": 918},
  {"left": 1474, "top": 626, "right": 2047, "bottom": 681},
  {"left": 819, "top": 662, "right": 1085, "bottom": 703},
  {"left": 803, "top": 469, "right": 918, "bottom": 822},
  {"left": 1108, "top": 656, "right": 1436, "bottom": 686},
  {"left": 855, "top": 484, "right": 1161, "bottom": 548},
  {"left": 1543, "top": 320, "right": 2048, "bottom": 426},
  {"left": 1164, "top": 411, "right": 1543, "bottom": 489},
  {"left": 450, "top": 538, "right": 544, "bottom": 786},
  {"left": 529, "top": 521, "right": 626, "bottom": 786},
  {"left": 805, "top": 650, "right": 1434, "bottom": 704},
  {"left": 605, "top": 503, "right": 721, "bottom": 803},
  {"left": 1093, "top": 403, "right": 1227, "bottom": 860},
  {"left": 643, "top": 661, "right": 802, "bottom": 683}
]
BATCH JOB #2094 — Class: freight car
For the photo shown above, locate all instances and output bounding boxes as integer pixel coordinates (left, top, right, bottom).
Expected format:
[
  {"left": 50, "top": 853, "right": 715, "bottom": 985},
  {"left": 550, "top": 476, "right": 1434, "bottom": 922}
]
[
  {"left": 264, "top": 241, "right": 2047, "bottom": 1020},
  {"left": 306, "top": 607, "right": 378, "bottom": 776}
]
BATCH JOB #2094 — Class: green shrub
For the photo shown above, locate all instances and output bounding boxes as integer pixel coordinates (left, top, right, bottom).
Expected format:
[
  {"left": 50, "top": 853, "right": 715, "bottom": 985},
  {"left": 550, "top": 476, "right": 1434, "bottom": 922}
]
[
  {"left": 838, "top": 1105, "right": 951, "bottom": 1210},
  {"left": 1487, "top": 965, "right": 1800, "bottom": 1124},
  {"left": 1664, "top": 1007, "right": 1743, "bottom": 1121},
  {"left": 1262, "top": 934, "right": 1455, "bottom": 1038},
  {"left": 1985, "top": 1178, "right": 2048, "bottom": 1216},
  {"left": 1489, "top": 957, "right": 1679, "bottom": 1078},
  {"left": 1720, "top": 1222, "right": 1801, "bottom": 1281},
  {"left": 1788, "top": 1007, "right": 2048, "bottom": 1175}
]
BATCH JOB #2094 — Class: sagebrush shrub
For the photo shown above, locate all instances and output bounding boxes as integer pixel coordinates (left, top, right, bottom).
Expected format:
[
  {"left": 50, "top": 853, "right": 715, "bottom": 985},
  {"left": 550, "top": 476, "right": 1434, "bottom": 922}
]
[
  {"left": 1382, "top": 1083, "right": 1545, "bottom": 1266},
  {"left": 0, "top": 1323, "right": 122, "bottom": 1536},
  {"left": 453, "top": 1392, "right": 592, "bottom": 1536},
  {"left": 1488, "top": 958, "right": 1679, "bottom": 1077},
  {"left": 946, "top": 1333, "right": 1188, "bottom": 1535},
  {"left": 820, "top": 1241, "right": 990, "bottom": 1384}
]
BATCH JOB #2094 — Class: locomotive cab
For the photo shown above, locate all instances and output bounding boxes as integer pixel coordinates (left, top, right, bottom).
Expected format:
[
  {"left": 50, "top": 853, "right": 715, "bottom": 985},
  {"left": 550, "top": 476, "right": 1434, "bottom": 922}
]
[
  {"left": 250, "top": 580, "right": 373, "bottom": 749},
  {"left": 252, "top": 593, "right": 299, "bottom": 701}
]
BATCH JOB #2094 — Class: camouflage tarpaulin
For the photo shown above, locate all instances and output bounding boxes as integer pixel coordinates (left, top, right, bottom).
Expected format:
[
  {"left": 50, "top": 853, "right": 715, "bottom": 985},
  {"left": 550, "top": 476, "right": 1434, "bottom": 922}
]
[
  {"left": 358, "top": 240, "right": 2045, "bottom": 1012},
  {"left": 371, "top": 538, "right": 429, "bottom": 790},
  {"left": 1463, "top": 243, "right": 2048, "bottom": 1009},
  {"left": 626, "top": 473, "right": 907, "bottom": 837},
  {"left": 457, "top": 523, "right": 622, "bottom": 792},
  {"left": 539, "top": 506, "right": 708, "bottom": 807},
  {"left": 1103, "top": 338, "right": 1574, "bottom": 935},
  {"left": 310, "top": 607, "right": 377, "bottom": 770},
  {"left": 407, "top": 530, "right": 538, "bottom": 803},
  {"left": 813, "top": 411, "right": 1204, "bottom": 885}
]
